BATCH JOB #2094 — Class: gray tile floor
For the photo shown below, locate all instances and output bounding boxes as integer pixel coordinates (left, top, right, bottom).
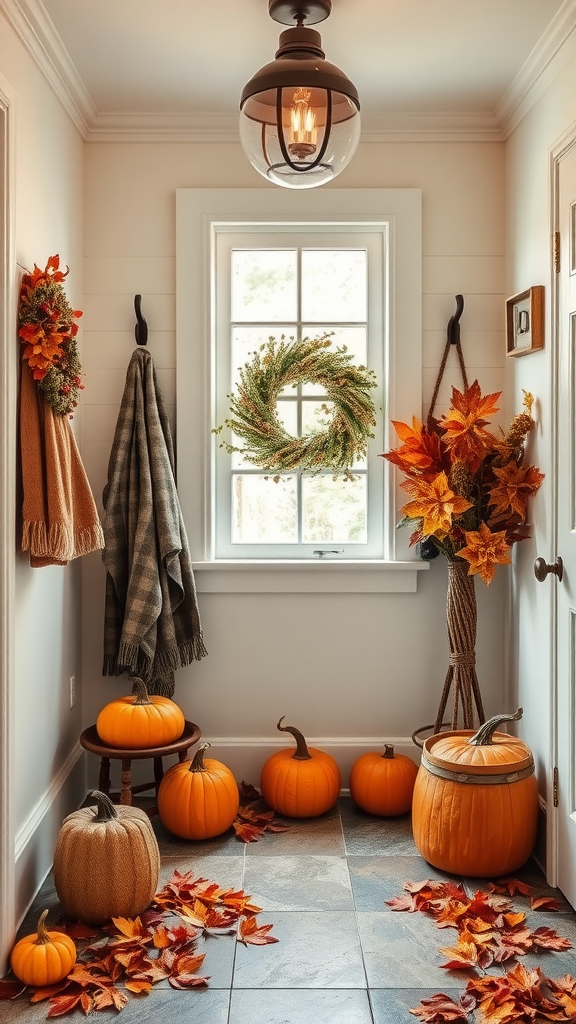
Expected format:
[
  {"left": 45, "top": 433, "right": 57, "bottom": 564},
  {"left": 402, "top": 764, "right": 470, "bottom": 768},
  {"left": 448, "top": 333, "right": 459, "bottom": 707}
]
[{"left": 4, "top": 797, "right": 576, "bottom": 1023}]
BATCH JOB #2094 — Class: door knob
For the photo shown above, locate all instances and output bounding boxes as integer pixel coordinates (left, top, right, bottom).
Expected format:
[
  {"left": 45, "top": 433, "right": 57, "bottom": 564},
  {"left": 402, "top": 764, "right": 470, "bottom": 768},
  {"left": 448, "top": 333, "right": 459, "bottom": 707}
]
[{"left": 534, "top": 556, "right": 563, "bottom": 582}]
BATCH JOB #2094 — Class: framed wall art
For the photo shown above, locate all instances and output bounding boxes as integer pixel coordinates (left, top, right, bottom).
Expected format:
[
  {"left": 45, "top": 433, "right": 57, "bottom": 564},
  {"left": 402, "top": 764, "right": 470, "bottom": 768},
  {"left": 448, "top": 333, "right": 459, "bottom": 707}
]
[{"left": 506, "top": 286, "right": 544, "bottom": 356}]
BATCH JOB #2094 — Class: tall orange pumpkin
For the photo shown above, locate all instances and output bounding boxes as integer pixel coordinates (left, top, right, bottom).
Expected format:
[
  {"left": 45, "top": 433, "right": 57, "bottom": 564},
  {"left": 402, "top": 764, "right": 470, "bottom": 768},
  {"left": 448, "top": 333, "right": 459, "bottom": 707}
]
[
  {"left": 350, "top": 744, "right": 418, "bottom": 816},
  {"left": 260, "top": 718, "right": 341, "bottom": 818},
  {"left": 157, "top": 742, "right": 239, "bottom": 840},
  {"left": 96, "top": 676, "right": 185, "bottom": 749},
  {"left": 412, "top": 709, "right": 539, "bottom": 877}
]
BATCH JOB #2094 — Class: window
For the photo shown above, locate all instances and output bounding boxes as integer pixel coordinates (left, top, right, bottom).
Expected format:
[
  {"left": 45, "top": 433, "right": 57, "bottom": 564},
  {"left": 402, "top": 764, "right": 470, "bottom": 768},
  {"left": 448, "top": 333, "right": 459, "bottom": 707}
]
[
  {"left": 214, "top": 227, "right": 384, "bottom": 558},
  {"left": 176, "top": 189, "right": 423, "bottom": 581}
]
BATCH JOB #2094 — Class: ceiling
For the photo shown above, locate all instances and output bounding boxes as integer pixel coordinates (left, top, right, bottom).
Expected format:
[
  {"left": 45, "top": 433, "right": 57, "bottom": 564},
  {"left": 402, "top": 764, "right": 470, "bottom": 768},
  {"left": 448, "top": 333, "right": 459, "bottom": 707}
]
[{"left": 9, "top": 0, "right": 572, "bottom": 136}]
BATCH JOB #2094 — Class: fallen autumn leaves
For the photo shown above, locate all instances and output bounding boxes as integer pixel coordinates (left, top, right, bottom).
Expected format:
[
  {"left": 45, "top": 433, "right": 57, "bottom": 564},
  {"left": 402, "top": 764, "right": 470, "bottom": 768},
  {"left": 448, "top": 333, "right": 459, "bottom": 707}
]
[
  {"left": 387, "top": 877, "right": 575, "bottom": 1023},
  {"left": 1, "top": 868, "right": 278, "bottom": 1017}
]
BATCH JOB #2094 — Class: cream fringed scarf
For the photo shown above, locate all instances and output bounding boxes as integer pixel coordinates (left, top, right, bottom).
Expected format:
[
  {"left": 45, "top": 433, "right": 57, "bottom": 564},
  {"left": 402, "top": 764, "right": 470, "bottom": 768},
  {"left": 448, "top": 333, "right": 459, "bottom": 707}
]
[{"left": 20, "top": 361, "right": 104, "bottom": 567}]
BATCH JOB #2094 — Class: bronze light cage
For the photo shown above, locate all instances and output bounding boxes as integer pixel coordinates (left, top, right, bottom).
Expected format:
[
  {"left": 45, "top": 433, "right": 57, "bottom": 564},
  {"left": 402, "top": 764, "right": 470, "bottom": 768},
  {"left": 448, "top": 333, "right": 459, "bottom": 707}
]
[{"left": 239, "top": 0, "right": 361, "bottom": 189}]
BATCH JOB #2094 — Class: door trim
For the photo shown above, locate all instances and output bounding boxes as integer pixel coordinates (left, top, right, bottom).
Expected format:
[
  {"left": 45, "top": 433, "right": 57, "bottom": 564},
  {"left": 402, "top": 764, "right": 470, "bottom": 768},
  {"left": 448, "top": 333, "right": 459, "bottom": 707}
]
[
  {"left": 549, "top": 122, "right": 576, "bottom": 888},
  {"left": 0, "top": 72, "right": 16, "bottom": 972}
]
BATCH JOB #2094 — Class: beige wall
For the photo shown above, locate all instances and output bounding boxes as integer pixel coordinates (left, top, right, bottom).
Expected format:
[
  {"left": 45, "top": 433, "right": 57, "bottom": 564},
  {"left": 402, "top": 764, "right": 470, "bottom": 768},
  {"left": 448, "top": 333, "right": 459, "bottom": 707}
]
[
  {"left": 505, "top": 46, "right": 576, "bottom": 803},
  {"left": 81, "top": 138, "right": 507, "bottom": 785},
  {"left": 0, "top": 12, "right": 86, "bottom": 940}
]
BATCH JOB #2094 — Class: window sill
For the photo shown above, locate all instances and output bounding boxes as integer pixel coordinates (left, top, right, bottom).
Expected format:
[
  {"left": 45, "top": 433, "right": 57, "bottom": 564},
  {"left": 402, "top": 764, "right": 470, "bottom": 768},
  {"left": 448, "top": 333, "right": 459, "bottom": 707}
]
[{"left": 191, "top": 560, "right": 429, "bottom": 594}]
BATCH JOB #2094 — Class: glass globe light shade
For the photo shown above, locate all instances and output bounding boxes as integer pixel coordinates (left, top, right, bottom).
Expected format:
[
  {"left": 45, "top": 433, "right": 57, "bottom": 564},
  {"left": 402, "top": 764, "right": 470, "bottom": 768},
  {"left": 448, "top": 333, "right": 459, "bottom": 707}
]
[{"left": 240, "top": 26, "right": 361, "bottom": 190}]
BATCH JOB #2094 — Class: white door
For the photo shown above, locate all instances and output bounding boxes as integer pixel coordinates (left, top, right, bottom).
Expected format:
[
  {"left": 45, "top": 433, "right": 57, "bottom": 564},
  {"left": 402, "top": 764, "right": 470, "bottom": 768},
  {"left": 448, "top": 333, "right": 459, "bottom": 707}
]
[{"left": 555, "top": 141, "right": 576, "bottom": 908}]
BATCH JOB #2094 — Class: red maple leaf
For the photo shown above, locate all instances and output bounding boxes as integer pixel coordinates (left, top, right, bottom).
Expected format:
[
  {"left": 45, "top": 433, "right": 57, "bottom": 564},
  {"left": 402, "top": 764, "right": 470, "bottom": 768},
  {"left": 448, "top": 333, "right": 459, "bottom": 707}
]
[
  {"left": 530, "top": 896, "right": 563, "bottom": 912},
  {"left": 409, "top": 992, "right": 469, "bottom": 1021}
]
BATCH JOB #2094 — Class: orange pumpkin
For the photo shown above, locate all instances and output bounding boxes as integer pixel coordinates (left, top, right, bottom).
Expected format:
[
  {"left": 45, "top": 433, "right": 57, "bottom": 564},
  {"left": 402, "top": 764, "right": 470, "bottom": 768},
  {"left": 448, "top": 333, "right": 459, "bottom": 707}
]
[
  {"left": 412, "top": 709, "right": 539, "bottom": 877},
  {"left": 260, "top": 718, "right": 341, "bottom": 818},
  {"left": 350, "top": 744, "right": 418, "bottom": 816},
  {"left": 157, "top": 742, "right": 239, "bottom": 840},
  {"left": 96, "top": 676, "right": 185, "bottom": 749},
  {"left": 10, "top": 910, "right": 76, "bottom": 987}
]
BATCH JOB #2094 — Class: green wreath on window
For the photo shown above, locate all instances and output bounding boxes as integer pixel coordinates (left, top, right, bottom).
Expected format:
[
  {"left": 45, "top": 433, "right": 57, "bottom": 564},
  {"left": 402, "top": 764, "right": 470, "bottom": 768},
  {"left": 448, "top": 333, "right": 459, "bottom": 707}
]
[{"left": 215, "top": 334, "right": 378, "bottom": 479}]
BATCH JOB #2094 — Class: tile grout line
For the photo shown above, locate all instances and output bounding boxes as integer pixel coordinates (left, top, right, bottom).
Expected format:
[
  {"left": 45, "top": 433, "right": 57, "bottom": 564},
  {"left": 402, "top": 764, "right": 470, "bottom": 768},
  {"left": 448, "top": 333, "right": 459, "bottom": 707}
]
[{"left": 338, "top": 799, "right": 376, "bottom": 1024}]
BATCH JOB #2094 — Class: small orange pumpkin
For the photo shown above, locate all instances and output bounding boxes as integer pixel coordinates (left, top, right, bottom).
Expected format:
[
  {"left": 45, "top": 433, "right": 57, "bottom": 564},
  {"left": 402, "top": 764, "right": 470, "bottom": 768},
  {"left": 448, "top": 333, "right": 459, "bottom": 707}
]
[
  {"left": 10, "top": 910, "right": 76, "bottom": 987},
  {"left": 157, "top": 742, "right": 240, "bottom": 840},
  {"left": 260, "top": 718, "right": 341, "bottom": 818},
  {"left": 96, "top": 676, "right": 185, "bottom": 749},
  {"left": 350, "top": 744, "right": 418, "bottom": 816},
  {"left": 412, "top": 709, "right": 539, "bottom": 877}
]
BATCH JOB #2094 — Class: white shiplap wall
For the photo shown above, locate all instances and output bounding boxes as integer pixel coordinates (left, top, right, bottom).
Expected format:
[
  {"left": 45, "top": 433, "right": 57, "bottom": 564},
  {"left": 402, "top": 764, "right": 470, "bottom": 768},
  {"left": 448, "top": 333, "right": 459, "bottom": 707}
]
[{"left": 79, "top": 139, "right": 507, "bottom": 786}]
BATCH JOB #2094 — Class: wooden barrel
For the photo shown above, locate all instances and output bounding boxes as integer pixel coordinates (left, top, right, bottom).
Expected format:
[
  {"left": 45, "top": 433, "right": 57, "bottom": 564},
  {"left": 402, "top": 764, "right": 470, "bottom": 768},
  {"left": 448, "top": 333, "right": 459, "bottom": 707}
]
[{"left": 412, "top": 710, "right": 539, "bottom": 877}]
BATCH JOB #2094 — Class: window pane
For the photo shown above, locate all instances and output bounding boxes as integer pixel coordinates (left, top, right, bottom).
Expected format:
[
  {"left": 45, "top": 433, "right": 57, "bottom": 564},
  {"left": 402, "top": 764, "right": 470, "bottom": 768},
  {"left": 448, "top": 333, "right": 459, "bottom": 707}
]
[
  {"left": 230, "top": 404, "right": 297, "bottom": 469},
  {"left": 231, "top": 326, "right": 295, "bottom": 395},
  {"left": 302, "top": 400, "right": 334, "bottom": 434},
  {"left": 232, "top": 474, "right": 297, "bottom": 543},
  {"left": 301, "top": 250, "right": 367, "bottom": 322},
  {"left": 300, "top": 402, "right": 367, "bottom": 469},
  {"left": 301, "top": 327, "right": 367, "bottom": 395},
  {"left": 232, "top": 250, "right": 297, "bottom": 322},
  {"left": 302, "top": 474, "right": 367, "bottom": 543}
]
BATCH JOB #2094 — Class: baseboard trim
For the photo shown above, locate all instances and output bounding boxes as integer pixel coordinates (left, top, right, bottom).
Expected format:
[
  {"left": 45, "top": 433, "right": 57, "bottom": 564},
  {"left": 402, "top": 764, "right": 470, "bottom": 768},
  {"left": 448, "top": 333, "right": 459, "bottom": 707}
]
[
  {"left": 194, "top": 736, "right": 420, "bottom": 791},
  {"left": 15, "top": 744, "right": 86, "bottom": 927},
  {"left": 15, "top": 742, "right": 83, "bottom": 860},
  {"left": 88, "top": 734, "right": 422, "bottom": 796}
]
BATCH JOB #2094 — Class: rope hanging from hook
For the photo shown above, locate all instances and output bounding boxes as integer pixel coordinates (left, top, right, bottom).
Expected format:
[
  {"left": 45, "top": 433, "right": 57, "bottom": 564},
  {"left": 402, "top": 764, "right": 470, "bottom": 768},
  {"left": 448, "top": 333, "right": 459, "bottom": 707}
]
[{"left": 427, "top": 294, "right": 468, "bottom": 429}]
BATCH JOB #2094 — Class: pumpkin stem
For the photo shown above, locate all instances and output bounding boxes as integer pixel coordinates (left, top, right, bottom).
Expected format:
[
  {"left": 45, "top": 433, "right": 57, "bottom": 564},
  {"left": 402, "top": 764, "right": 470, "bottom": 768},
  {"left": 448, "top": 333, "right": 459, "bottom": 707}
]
[
  {"left": 35, "top": 909, "right": 51, "bottom": 945},
  {"left": 383, "top": 744, "right": 395, "bottom": 759},
  {"left": 131, "top": 677, "right": 152, "bottom": 705},
  {"left": 468, "top": 708, "right": 523, "bottom": 746},
  {"left": 277, "top": 717, "right": 312, "bottom": 761},
  {"left": 190, "top": 741, "right": 211, "bottom": 772},
  {"left": 87, "top": 790, "right": 119, "bottom": 822}
]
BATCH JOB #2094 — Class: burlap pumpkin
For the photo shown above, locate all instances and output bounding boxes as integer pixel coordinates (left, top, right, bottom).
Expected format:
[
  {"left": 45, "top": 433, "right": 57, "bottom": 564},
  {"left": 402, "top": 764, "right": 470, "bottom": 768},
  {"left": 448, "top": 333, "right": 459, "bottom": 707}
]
[{"left": 53, "top": 790, "right": 160, "bottom": 924}]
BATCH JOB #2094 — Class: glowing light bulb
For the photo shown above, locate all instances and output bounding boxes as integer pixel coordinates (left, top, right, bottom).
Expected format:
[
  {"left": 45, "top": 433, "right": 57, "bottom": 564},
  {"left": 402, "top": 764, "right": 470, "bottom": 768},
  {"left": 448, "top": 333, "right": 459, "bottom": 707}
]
[{"left": 288, "top": 88, "right": 318, "bottom": 159}]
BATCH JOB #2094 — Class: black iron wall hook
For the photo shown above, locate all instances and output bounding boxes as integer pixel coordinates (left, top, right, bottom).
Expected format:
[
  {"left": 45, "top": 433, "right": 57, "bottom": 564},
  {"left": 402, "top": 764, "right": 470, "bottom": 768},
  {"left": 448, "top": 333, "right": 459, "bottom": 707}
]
[
  {"left": 447, "top": 293, "right": 464, "bottom": 346},
  {"left": 134, "top": 294, "right": 148, "bottom": 346}
]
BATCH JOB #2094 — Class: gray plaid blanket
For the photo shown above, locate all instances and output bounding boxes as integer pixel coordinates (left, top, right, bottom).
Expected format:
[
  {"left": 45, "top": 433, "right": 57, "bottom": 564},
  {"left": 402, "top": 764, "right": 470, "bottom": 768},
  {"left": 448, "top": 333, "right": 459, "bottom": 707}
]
[{"left": 102, "top": 347, "right": 207, "bottom": 696}]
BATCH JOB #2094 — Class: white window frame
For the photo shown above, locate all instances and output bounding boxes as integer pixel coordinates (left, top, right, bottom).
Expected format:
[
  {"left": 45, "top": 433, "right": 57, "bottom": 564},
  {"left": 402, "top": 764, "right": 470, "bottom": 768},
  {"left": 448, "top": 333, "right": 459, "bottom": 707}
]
[
  {"left": 176, "top": 188, "right": 427, "bottom": 593},
  {"left": 214, "top": 226, "right": 385, "bottom": 559}
]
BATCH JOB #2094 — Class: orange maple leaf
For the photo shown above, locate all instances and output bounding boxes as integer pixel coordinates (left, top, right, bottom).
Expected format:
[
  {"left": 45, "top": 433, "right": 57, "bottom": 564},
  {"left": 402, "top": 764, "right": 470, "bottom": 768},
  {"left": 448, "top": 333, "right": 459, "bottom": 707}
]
[
  {"left": 439, "top": 380, "right": 500, "bottom": 469},
  {"left": 547, "top": 975, "right": 576, "bottom": 1019},
  {"left": 439, "top": 929, "right": 481, "bottom": 970},
  {"left": 457, "top": 522, "right": 511, "bottom": 585},
  {"left": 382, "top": 417, "right": 443, "bottom": 477},
  {"left": 488, "top": 463, "right": 545, "bottom": 518},
  {"left": 237, "top": 916, "right": 278, "bottom": 946},
  {"left": 400, "top": 471, "right": 473, "bottom": 537},
  {"left": 110, "top": 916, "right": 147, "bottom": 938},
  {"left": 125, "top": 979, "right": 153, "bottom": 994}
]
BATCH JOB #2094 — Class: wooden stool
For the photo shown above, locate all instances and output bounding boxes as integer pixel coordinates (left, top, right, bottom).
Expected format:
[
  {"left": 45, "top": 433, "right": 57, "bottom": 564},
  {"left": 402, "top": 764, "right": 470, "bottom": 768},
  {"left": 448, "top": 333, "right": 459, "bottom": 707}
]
[{"left": 79, "top": 720, "right": 201, "bottom": 815}]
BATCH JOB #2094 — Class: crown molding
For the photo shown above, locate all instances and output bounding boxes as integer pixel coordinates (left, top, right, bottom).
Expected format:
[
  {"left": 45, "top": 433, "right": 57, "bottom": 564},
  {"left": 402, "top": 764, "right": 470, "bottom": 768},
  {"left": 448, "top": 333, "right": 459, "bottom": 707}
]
[
  {"left": 359, "top": 110, "right": 503, "bottom": 143},
  {"left": 497, "top": 0, "right": 576, "bottom": 138},
  {"left": 3, "top": 0, "right": 576, "bottom": 144},
  {"left": 0, "top": 0, "right": 95, "bottom": 135},
  {"left": 85, "top": 111, "right": 241, "bottom": 143},
  {"left": 84, "top": 108, "right": 503, "bottom": 144}
]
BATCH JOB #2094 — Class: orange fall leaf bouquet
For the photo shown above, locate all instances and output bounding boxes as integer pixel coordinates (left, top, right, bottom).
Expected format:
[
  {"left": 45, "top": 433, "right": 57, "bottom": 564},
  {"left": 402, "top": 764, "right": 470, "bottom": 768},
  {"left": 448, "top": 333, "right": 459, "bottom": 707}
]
[
  {"left": 18, "top": 254, "right": 84, "bottom": 417},
  {"left": 382, "top": 381, "right": 544, "bottom": 584}
]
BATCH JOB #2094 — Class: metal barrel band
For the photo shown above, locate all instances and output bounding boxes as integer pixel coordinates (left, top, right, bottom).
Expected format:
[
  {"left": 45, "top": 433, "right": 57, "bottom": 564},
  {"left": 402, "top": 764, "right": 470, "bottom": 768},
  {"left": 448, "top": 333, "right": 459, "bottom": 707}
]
[{"left": 421, "top": 753, "right": 535, "bottom": 786}]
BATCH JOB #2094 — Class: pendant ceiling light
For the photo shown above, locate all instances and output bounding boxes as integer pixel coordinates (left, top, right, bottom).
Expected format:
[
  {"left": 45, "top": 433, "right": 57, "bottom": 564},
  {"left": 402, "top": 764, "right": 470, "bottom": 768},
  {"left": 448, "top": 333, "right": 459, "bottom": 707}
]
[{"left": 240, "top": 0, "right": 361, "bottom": 190}]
